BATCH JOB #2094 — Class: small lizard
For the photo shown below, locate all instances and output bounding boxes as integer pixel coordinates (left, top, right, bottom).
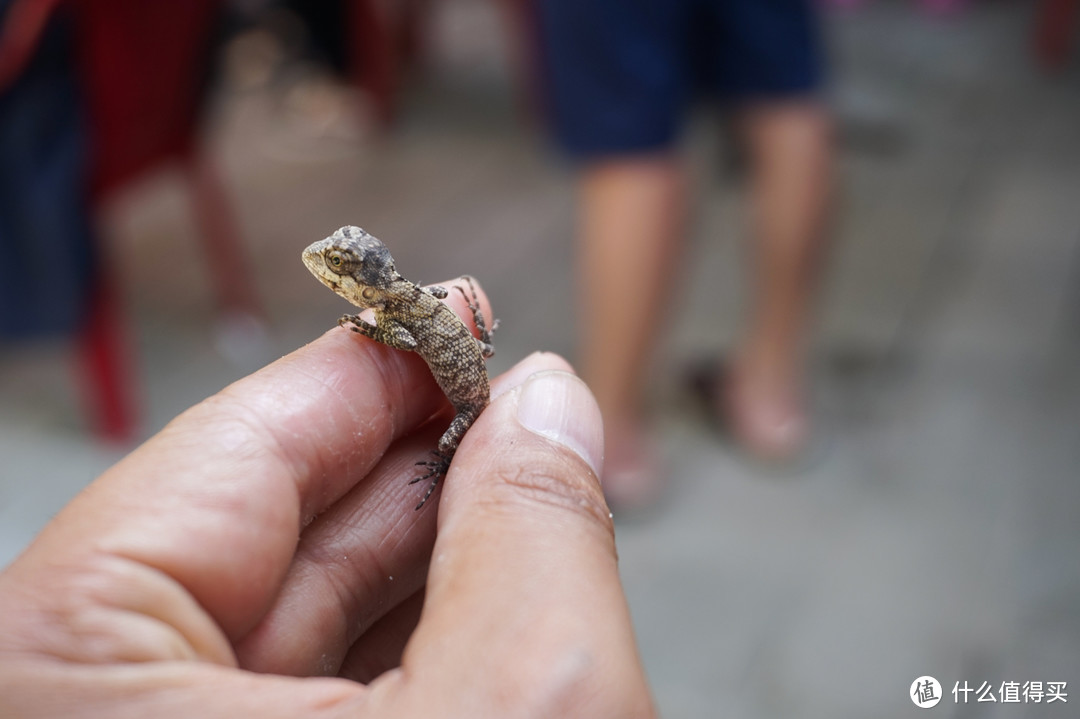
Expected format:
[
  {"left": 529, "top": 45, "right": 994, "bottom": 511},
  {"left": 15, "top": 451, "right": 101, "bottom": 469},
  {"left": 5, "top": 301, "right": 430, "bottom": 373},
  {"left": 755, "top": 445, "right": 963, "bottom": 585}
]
[{"left": 302, "top": 226, "right": 496, "bottom": 509}]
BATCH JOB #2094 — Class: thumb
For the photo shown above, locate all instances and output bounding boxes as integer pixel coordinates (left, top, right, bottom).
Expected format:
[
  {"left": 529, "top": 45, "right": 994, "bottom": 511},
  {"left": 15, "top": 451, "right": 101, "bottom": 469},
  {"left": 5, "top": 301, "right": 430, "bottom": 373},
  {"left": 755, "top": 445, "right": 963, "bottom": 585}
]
[{"left": 378, "top": 353, "right": 654, "bottom": 717}]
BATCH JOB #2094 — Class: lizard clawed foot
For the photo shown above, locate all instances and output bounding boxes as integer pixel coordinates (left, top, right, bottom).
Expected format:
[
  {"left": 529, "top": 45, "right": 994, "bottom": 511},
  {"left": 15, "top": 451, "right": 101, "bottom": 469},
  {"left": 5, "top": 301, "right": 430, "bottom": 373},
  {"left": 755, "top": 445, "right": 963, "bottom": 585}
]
[
  {"left": 338, "top": 314, "right": 380, "bottom": 340},
  {"left": 411, "top": 450, "right": 452, "bottom": 510}
]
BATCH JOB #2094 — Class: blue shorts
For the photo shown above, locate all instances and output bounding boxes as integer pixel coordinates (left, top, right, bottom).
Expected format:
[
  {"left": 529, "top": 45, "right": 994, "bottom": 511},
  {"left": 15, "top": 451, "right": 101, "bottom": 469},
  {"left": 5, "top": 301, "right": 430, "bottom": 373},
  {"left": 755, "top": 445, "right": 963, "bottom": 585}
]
[{"left": 537, "top": 0, "right": 825, "bottom": 158}]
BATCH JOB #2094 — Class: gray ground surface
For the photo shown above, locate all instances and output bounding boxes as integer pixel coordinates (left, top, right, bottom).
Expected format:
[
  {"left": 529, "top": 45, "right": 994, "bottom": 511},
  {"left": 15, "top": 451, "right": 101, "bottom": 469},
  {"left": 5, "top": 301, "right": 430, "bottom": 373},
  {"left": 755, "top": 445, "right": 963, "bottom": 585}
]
[{"left": 2, "top": 2, "right": 1077, "bottom": 716}]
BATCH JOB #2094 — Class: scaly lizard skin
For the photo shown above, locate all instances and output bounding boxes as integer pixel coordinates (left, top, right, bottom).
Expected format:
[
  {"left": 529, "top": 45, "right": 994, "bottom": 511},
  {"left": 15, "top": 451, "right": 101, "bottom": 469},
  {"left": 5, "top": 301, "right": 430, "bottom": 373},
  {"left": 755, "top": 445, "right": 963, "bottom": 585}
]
[{"left": 302, "top": 226, "right": 496, "bottom": 509}]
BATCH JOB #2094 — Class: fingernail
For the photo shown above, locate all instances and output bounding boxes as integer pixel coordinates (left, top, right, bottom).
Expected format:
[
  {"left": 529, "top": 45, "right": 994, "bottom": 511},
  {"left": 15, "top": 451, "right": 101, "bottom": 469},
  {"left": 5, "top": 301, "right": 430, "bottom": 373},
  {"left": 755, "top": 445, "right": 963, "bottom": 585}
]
[{"left": 516, "top": 371, "right": 604, "bottom": 478}]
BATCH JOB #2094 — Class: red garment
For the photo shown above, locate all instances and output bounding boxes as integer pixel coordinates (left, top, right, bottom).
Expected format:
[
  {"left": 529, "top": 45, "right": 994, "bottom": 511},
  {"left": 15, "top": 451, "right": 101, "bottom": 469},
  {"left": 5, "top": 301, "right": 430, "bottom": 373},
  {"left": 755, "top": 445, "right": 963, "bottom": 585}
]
[{"left": 72, "top": 0, "right": 221, "bottom": 195}]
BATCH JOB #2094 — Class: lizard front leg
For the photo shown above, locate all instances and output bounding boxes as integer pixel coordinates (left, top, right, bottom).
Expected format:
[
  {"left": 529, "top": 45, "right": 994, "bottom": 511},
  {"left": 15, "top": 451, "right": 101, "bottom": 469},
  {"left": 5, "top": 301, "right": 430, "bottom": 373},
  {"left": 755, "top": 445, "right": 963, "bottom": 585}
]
[{"left": 339, "top": 314, "right": 418, "bottom": 351}]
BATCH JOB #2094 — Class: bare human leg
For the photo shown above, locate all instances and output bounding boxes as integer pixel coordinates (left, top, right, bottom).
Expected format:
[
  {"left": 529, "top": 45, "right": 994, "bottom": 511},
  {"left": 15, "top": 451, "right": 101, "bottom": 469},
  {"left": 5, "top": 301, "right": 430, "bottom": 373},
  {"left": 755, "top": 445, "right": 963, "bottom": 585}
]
[
  {"left": 727, "top": 100, "right": 832, "bottom": 459},
  {"left": 577, "top": 155, "right": 686, "bottom": 507}
]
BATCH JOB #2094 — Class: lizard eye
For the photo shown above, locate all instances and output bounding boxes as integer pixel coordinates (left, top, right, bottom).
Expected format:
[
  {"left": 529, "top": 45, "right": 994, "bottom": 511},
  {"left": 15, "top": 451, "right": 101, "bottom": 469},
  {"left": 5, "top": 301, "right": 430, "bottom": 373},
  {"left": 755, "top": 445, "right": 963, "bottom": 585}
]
[
  {"left": 327, "top": 251, "right": 344, "bottom": 269},
  {"left": 362, "top": 287, "right": 376, "bottom": 300}
]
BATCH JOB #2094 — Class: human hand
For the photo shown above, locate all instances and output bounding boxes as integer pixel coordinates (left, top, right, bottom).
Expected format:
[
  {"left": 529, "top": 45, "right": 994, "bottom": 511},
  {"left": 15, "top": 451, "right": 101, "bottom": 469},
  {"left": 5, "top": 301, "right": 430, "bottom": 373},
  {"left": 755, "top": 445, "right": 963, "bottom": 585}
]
[{"left": 0, "top": 279, "right": 655, "bottom": 718}]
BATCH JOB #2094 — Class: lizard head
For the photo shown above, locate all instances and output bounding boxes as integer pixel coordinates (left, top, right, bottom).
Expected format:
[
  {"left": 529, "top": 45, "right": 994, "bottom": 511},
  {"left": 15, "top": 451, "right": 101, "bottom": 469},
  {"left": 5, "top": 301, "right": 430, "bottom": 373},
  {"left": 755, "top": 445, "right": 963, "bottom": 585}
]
[{"left": 302, "top": 226, "right": 398, "bottom": 308}]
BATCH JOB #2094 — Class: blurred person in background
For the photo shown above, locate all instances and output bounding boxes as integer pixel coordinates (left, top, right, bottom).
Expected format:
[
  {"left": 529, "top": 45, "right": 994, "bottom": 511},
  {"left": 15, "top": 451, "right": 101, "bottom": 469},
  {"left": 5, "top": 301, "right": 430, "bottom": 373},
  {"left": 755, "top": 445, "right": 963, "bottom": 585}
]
[
  {"left": 0, "top": 1, "right": 263, "bottom": 439},
  {"left": 538, "top": 0, "right": 833, "bottom": 509}
]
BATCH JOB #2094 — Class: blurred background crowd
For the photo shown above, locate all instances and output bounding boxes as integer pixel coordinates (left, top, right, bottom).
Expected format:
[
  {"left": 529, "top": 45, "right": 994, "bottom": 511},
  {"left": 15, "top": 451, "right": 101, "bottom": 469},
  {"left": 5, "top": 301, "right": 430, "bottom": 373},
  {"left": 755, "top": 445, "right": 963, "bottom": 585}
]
[{"left": 2, "top": 0, "right": 1079, "bottom": 716}]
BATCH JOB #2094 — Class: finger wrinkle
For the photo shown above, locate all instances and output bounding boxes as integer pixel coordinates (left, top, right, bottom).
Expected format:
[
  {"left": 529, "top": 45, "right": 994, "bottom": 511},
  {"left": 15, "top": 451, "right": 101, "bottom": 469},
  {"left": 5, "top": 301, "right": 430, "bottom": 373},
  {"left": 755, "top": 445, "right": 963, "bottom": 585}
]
[
  {"left": 470, "top": 459, "right": 615, "bottom": 542},
  {"left": 281, "top": 363, "right": 385, "bottom": 503},
  {"left": 288, "top": 364, "right": 366, "bottom": 439},
  {"left": 294, "top": 511, "right": 396, "bottom": 617},
  {"left": 296, "top": 540, "right": 389, "bottom": 651},
  {"left": 375, "top": 499, "right": 422, "bottom": 555},
  {"left": 198, "top": 395, "right": 310, "bottom": 522},
  {"left": 301, "top": 335, "right": 413, "bottom": 440},
  {"left": 214, "top": 358, "right": 390, "bottom": 520},
  {"left": 0, "top": 553, "right": 230, "bottom": 667}
]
